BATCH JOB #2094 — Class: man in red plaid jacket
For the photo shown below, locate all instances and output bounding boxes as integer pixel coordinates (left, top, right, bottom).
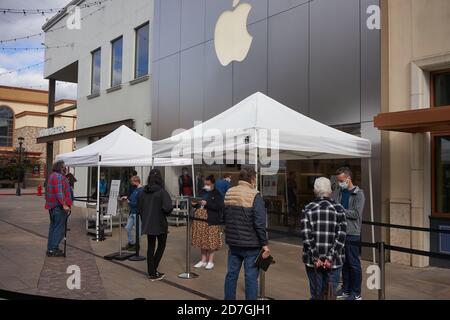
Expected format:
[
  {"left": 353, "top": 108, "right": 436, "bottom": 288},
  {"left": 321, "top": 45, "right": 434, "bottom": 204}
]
[{"left": 45, "top": 160, "right": 73, "bottom": 257}]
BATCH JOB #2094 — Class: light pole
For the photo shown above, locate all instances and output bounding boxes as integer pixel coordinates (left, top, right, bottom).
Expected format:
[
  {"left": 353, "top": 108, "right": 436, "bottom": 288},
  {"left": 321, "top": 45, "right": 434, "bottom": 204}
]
[{"left": 16, "top": 137, "right": 24, "bottom": 196}]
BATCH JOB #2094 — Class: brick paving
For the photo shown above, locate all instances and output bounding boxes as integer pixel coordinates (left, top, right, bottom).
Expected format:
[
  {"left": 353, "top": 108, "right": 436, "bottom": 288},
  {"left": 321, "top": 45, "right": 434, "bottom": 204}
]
[{"left": 36, "top": 210, "right": 107, "bottom": 299}]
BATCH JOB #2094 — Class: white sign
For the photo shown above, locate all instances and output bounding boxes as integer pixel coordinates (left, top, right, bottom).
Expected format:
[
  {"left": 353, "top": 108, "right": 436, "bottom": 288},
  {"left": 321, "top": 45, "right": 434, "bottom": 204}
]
[
  {"left": 107, "top": 180, "right": 121, "bottom": 216},
  {"left": 262, "top": 175, "right": 278, "bottom": 197},
  {"left": 38, "top": 125, "right": 66, "bottom": 138}
]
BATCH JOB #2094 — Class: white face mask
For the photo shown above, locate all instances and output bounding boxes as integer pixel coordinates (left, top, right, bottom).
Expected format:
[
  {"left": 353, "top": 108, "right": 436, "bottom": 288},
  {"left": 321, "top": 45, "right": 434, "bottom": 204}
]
[
  {"left": 203, "top": 185, "right": 212, "bottom": 192},
  {"left": 339, "top": 180, "right": 349, "bottom": 190}
]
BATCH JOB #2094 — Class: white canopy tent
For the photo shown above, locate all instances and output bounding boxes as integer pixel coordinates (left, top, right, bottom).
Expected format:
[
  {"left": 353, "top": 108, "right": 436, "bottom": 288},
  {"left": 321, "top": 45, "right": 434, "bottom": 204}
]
[
  {"left": 153, "top": 92, "right": 375, "bottom": 262},
  {"left": 56, "top": 125, "right": 194, "bottom": 241}
]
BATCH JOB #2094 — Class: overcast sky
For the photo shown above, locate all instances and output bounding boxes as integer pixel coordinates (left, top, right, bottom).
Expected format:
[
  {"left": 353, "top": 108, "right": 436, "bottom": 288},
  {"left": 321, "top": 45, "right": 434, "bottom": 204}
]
[{"left": 0, "top": 0, "right": 77, "bottom": 99}]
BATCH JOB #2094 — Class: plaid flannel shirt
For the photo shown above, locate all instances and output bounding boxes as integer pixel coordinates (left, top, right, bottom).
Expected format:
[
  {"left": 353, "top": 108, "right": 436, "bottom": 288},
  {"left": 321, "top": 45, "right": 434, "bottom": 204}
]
[
  {"left": 45, "top": 172, "right": 73, "bottom": 210},
  {"left": 300, "top": 197, "right": 347, "bottom": 269}
]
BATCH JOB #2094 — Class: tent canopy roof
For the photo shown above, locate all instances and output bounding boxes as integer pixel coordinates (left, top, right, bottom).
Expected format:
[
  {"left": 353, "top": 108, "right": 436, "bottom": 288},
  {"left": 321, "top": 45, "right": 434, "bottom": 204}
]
[
  {"left": 56, "top": 125, "right": 192, "bottom": 167},
  {"left": 153, "top": 92, "right": 371, "bottom": 160}
]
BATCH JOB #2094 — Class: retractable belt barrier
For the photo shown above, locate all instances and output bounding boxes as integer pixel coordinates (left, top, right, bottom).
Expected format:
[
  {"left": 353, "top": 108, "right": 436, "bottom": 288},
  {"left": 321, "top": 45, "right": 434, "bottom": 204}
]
[{"left": 68, "top": 199, "right": 450, "bottom": 300}]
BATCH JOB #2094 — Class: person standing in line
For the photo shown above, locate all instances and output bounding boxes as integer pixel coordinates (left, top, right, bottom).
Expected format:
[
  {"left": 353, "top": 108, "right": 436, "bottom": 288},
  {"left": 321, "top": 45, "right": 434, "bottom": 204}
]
[
  {"left": 215, "top": 173, "right": 232, "bottom": 198},
  {"left": 122, "top": 176, "right": 144, "bottom": 250},
  {"left": 192, "top": 175, "right": 224, "bottom": 270},
  {"left": 223, "top": 168, "right": 270, "bottom": 300},
  {"left": 45, "top": 161, "right": 73, "bottom": 257},
  {"left": 300, "top": 177, "right": 347, "bottom": 299},
  {"left": 332, "top": 167, "right": 365, "bottom": 301},
  {"left": 137, "top": 169, "right": 173, "bottom": 281}
]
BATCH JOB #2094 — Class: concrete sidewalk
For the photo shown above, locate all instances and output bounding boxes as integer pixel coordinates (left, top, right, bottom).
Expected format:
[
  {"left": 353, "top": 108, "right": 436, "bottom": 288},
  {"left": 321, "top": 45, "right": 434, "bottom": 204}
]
[{"left": 0, "top": 195, "right": 450, "bottom": 300}]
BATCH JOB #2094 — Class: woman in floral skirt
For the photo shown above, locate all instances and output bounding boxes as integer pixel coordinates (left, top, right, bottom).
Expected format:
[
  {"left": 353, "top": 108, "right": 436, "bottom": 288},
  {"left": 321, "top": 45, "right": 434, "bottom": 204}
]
[{"left": 192, "top": 175, "right": 224, "bottom": 270}]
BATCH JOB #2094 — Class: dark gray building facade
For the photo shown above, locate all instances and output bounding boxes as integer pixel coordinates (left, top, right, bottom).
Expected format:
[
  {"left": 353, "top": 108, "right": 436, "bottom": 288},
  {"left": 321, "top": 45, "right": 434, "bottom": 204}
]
[{"left": 152, "top": 0, "right": 381, "bottom": 241}]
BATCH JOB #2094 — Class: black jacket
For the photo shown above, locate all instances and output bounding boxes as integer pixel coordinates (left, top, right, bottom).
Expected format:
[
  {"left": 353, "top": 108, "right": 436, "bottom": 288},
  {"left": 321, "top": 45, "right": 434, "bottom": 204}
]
[
  {"left": 200, "top": 189, "right": 224, "bottom": 226},
  {"left": 137, "top": 184, "right": 173, "bottom": 236},
  {"left": 223, "top": 194, "right": 268, "bottom": 248}
]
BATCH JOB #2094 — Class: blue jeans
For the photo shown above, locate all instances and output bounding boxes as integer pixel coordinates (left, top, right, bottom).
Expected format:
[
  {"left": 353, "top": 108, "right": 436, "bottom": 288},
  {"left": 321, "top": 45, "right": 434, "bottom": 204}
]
[
  {"left": 342, "top": 235, "right": 362, "bottom": 296},
  {"left": 125, "top": 214, "right": 141, "bottom": 245},
  {"left": 224, "top": 247, "right": 260, "bottom": 300},
  {"left": 306, "top": 266, "right": 342, "bottom": 299},
  {"left": 47, "top": 206, "right": 67, "bottom": 251}
]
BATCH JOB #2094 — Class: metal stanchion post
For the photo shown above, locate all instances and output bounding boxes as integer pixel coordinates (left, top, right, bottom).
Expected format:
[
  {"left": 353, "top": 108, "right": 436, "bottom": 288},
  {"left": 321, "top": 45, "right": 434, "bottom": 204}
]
[
  {"left": 378, "top": 242, "right": 386, "bottom": 300},
  {"left": 129, "top": 213, "right": 146, "bottom": 261},
  {"left": 178, "top": 197, "right": 198, "bottom": 279}
]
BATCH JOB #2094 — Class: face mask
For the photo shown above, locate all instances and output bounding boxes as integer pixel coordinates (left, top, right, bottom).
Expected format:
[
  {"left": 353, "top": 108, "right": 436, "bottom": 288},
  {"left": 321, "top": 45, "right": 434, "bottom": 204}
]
[
  {"left": 339, "top": 181, "right": 349, "bottom": 190},
  {"left": 203, "top": 186, "right": 212, "bottom": 192}
]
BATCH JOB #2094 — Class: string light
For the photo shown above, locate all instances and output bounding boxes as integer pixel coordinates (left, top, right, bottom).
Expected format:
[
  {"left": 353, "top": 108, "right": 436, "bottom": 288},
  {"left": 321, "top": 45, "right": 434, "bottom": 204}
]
[
  {"left": 0, "top": 59, "right": 51, "bottom": 77},
  {"left": 0, "top": 1, "right": 110, "bottom": 15},
  {"left": 0, "top": 44, "right": 74, "bottom": 51},
  {"left": 0, "top": 3, "right": 108, "bottom": 43}
]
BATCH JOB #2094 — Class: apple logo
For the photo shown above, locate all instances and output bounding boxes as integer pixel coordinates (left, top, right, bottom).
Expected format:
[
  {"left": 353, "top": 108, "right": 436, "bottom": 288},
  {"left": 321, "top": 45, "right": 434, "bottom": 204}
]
[{"left": 214, "top": 0, "right": 253, "bottom": 67}]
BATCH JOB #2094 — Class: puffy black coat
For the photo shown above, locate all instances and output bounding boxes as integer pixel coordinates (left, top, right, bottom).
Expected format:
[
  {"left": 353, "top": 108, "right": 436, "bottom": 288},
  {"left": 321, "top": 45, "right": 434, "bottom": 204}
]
[
  {"left": 137, "top": 184, "right": 173, "bottom": 236},
  {"left": 223, "top": 194, "right": 268, "bottom": 248}
]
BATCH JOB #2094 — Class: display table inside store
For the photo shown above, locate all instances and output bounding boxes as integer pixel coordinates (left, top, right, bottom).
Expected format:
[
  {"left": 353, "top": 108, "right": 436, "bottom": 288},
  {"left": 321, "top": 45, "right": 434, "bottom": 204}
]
[{"left": 168, "top": 197, "right": 188, "bottom": 227}]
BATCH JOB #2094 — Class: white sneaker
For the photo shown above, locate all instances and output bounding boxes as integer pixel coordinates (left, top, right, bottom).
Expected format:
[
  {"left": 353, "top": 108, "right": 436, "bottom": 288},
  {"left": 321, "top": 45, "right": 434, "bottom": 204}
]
[
  {"left": 194, "top": 261, "right": 207, "bottom": 268},
  {"left": 205, "top": 262, "right": 214, "bottom": 270}
]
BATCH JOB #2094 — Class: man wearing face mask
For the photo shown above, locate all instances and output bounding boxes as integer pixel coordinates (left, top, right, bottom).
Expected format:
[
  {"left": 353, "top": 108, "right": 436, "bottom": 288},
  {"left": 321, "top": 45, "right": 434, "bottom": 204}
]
[
  {"left": 332, "top": 167, "right": 365, "bottom": 301},
  {"left": 215, "top": 173, "right": 232, "bottom": 198}
]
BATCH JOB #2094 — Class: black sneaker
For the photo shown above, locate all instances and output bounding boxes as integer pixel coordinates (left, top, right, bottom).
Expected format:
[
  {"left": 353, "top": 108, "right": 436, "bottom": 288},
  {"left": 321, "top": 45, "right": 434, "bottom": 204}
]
[
  {"left": 147, "top": 274, "right": 164, "bottom": 281},
  {"left": 122, "top": 243, "right": 136, "bottom": 251},
  {"left": 46, "top": 250, "right": 64, "bottom": 257},
  {"left": 156, "top": 272, "right": 166, "bottom": 279}
]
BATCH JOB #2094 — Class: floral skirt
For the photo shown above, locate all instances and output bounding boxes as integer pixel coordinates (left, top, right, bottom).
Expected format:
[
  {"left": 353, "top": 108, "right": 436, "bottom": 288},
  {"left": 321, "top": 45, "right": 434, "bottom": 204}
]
[{"left": 191, "top": 208, "right": 222, "bottom": 251}]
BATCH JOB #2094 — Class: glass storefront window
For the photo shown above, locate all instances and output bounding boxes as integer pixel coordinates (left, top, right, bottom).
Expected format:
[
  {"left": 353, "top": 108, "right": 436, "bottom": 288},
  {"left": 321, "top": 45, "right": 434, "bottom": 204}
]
[
  {"left": 194, "top": 159, "right": 361, "bottom": 235},
  {"left": 434, "top": 136, "right": 450, "bottom": 214},
  {"left": 433, "top": 71, "right": 450, "bottom": 107}
]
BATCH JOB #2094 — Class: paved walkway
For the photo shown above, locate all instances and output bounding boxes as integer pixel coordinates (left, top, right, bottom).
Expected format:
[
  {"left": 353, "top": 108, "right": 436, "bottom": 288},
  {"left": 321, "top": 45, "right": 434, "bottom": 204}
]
[{"left": 1, "top": 195, "right": 450, "bottom": 300}]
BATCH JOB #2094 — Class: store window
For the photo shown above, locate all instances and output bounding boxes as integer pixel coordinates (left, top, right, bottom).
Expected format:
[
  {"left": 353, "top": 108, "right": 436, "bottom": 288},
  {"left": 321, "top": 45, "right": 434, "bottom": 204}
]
[
  {"left": 91, "top": 48, "right": 101, "bottom": 94},
  {"left": 432, "top": 70, "right": 450, "bottom": 107},
  {"left": 111, "top": 36, "right": 123, "bottom": 87},
  {"left": 135, "top": 22, "right": 149, "bottom": 79},
  {"left": 194, "top": 159, "right": 361, "bottom": 235},
  {"left": 434, "top": 136, "right": 450, "bottom": 214},
  {"left": 0, "top": 106, "right": 14, "bottom": 147},
  {"left": 87, "top": 135, "right": 136, "bottom": 199}
]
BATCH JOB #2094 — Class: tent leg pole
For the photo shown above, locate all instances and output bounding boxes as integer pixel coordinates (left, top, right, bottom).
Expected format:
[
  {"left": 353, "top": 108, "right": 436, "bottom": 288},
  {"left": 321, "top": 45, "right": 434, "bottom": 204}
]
[
  {"left": 369, "top": 158, "right": 376, "bottom": 263},
  {"left": 192, "top": 163, "right": 196, "bottom": 197},
  {"left": 96, "top": 164, "right": 100, "bottom": 242}
]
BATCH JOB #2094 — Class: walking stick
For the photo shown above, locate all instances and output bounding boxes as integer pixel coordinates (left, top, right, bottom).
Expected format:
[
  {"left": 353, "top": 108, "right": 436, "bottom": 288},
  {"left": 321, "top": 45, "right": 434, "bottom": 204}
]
[{"left": 63, "top": 210, "right": 71, "bottom": 257}]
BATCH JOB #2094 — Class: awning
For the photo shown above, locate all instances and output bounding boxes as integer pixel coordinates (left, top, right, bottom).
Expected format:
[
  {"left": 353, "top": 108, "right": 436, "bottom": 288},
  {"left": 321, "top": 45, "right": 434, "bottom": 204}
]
[
  {"left": 374, "top": 106, "right": 450, "bottom": 133},
  {"left": 36, "top": 119, "right": 134, "bottom": 143}
]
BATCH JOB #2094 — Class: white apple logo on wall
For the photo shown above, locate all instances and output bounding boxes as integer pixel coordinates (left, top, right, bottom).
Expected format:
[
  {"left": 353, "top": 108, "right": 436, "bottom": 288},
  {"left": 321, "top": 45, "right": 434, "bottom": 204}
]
[{"left": 214, "top": 0, "right": 253, "bottom": 67}]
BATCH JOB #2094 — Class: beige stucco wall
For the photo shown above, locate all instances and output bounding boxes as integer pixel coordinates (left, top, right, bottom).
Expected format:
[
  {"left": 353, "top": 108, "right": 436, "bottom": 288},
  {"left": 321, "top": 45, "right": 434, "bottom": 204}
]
[
  {"left": 0, "top": 87, "right": 77, "bottom": 185},
  {"left": 384, "top": 0, "right": 450, "bottom": 266}
]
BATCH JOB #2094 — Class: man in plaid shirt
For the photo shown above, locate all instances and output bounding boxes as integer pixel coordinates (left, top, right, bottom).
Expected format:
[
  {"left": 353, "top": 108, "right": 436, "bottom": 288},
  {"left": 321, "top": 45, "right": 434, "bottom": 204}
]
[
  {"left": 300, "top": 177, "right": 347, "bottom": 299},
  {"left": 45, "top": 160, "right": 73, "bottom": 257}
]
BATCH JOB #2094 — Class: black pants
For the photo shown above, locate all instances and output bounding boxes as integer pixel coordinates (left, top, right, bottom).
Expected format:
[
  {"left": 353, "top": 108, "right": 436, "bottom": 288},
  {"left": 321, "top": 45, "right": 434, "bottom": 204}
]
[{"left": 147, "top": 234, "right": 167, "bottom": 276}]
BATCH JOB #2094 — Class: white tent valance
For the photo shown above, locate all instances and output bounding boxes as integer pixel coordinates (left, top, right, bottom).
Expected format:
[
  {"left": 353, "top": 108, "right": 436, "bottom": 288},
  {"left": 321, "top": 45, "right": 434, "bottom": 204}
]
[
  {"left": 56, "top": 125, "right": 193, "bottom": 167},
  {"left": 152, "top": 92, "right": 371, "bottom": 161}
]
